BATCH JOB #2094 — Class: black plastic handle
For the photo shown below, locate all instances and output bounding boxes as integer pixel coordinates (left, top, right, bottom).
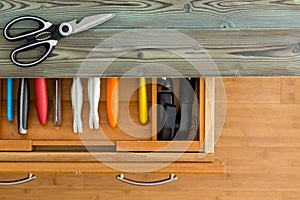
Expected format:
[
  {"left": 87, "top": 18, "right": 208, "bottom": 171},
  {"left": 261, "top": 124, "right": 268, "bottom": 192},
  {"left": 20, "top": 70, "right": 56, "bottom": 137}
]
[
  {"left": 10, "top": 39, "right": 57, "bottom": 67},
  {"left": 3, "top": 16, "right": 52, "bottom": 41},
  {"left": 17, "top": 78, "right": 30, "bottom": 134},
  {"left": 175, "top": 78, "right": 197, "bottom": 140}
]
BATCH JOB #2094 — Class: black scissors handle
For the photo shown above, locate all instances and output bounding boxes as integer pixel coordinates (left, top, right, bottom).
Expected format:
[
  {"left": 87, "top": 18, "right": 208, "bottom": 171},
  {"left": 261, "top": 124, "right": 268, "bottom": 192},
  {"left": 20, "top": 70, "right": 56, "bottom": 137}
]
[
  {"left": 4, "top": 16, "right": 53, "bottom": 41},
  {"left": 3, "top": 16, "right": 60, "bottom": 67},
  {"left": 10, "top": 40, "right": 57, "bottom": 67}
]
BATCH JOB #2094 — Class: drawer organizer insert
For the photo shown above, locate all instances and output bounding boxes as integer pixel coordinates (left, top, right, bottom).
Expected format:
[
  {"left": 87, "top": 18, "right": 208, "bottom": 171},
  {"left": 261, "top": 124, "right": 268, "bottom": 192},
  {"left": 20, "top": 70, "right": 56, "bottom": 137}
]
[{"left": 0, "top": 78, "right": 214, "bottom": 163}]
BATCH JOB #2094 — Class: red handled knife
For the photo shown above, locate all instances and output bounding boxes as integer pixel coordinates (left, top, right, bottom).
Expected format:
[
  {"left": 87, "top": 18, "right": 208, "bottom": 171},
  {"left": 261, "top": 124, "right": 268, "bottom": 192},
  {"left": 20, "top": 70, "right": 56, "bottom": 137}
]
[{"left": 34, "top": 78, "right": 48, "bottom": 125}]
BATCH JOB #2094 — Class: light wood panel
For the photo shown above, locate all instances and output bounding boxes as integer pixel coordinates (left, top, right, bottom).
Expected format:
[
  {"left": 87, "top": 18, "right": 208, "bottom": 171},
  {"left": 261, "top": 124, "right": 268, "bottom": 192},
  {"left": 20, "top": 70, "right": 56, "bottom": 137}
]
[
  {"left": 285, "top": 192, "right": 300, "bottom": 200},
  {"left": 223, "top": 78, "right": 281, "bottom": 103},
  {"left": 1, "top": 78, "right": 300, "bottom": 199},
  {"left": 0, "top": 189, "right": 284, "bottom": 200},
  {"left": 0, "top": 152, "right": 214, "bottom": 163},
  {"left": 0, "top": 78, "right": 300, "bottom": 200},
  {"left": 0, "top": 160, "right": 225, "bottom": 174},
  {"left": 199, "top": 77, "right": 205, "bottom": 148},
  {"left": 0, "top": 140, "right": 32, "bottom": 151},
  {"left": 281, "top": 77, "right": 300, "bottom": 104},
  {"left": 205, "top": 77, "right": 214, "bottom": 153},
  {"left": 116, "top": 141, "right": 201, "bottom": 152}
]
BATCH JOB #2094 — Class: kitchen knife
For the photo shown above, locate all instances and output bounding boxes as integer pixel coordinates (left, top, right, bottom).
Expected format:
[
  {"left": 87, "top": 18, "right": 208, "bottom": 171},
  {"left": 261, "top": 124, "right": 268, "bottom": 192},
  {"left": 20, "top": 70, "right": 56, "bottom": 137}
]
[
  {"left": 17, "top": 78, "right": 30, "bottom": 134},
  {"left": 7, "top": 78, "right": 14, "bottom": 121},
  {"left": 139, "top": 77, "right": 148, "bottom": 124},
  {"left": 88, "top": 77, "right": 100, "bottom": 129},
  {"left": 53, "top": 78, "right": 62, "bottom": 126},
  {"left": 175, "top": 78, "right": 196, "bottom": 140},
  {"left": 34, "top": 78, "right": 48, "bottom": 125},
  {"left": 71, "top": 78, "right": 83, "bottom": 133},
  {"left": 106, "top": 78, "right": 119, "bottom": 128}
]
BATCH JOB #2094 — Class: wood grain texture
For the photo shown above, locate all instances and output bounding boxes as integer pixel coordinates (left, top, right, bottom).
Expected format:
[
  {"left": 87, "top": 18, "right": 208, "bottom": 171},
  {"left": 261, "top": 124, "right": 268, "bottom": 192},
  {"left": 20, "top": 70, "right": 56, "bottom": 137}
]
[
  {"left": 0, "top": 152, "right": 214, "bottom": 163},
  {"left": 205, "top": 77, "right": 214, "bottom": 153},
  {"left": 0, "top": 140, "right": 32, "bottom": 151},
  {"left": 223, "top": 78, "right": 281, "bottom": 103},
  {"left": 2, "top": 78, "right": 300, "bottom": 199},
  {"left": 1, "top": 29, "right": 300, "bottom": 77},
  {"left": 0, "top": 160, "right": 225, "bottom": 174},
  {"left": 199, "top": 77, "right": 205, "bottom": 148},
  {"left": 151, "top": 78, "right": 157, "bottom": 141},
  {"left": 116, "top": 141, "right": 201, "bottom": 152},
  {"left": 0, "top": 189, "right": 281, "bottom": 200},
  {"left": 1, "top": 0, "right": 300, "bottom": 29},
  {"left": 281, "top": 77, "right": 300, "bottom": 104}
]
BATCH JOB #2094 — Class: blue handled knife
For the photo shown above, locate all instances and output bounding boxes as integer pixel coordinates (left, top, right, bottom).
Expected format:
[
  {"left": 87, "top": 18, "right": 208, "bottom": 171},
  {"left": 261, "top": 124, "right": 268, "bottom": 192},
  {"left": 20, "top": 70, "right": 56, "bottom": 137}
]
[{"left": 7, "top": 78, "right": 14, "bottom": 121}]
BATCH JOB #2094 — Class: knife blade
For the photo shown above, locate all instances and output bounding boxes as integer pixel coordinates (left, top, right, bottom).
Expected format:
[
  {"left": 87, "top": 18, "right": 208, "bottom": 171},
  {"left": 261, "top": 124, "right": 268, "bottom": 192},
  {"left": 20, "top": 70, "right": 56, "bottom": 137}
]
[{"left": 53, "top": 78, "right": 62, "bottom": 126}]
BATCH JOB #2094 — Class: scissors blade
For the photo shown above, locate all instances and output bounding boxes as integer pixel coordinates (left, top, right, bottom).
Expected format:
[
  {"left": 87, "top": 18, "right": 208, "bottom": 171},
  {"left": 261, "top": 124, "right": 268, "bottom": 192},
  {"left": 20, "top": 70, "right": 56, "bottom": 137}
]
[{"left": 67, "top": 14, "right": 115, "bottom": 35}]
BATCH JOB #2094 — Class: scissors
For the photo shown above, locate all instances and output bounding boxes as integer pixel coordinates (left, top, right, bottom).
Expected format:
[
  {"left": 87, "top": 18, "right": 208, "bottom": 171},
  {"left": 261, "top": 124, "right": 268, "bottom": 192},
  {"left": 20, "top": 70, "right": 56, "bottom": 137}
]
[{"left": 3, "top": 14, "right": 115, "bottom": 67}]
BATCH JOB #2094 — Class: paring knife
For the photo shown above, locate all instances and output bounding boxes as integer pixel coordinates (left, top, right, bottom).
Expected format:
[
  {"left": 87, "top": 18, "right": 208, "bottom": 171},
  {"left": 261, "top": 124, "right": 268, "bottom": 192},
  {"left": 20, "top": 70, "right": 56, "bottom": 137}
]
[
  {"left": 106, "top": 78, "right": 119, "bottom": 128},
  {"left": 17, "top": 78, "right": 30, "bottom": 134},
  {"left": 71, "top": 78, "right": 83, "bottom": 133},
  {"left": 34, "top": 78, "right": 48, "bottom": 125},
  {"left": 7, "top": 78, "right": 14, "bottom": 121},
  {"left": 88, "top": 78, "right": 100, "bottom": 129},
  {"left": 139, "top": 77, "right": 148, "bottom": 124},
  {"left": 53, "top": 78, "right": 62, "bottom": 126}
]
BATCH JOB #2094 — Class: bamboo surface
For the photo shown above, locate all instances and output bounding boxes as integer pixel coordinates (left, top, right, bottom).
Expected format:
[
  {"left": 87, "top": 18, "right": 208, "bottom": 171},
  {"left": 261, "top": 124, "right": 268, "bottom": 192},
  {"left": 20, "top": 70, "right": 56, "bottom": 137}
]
[{"left": 0, "top": 78, "right": 299, "bottom": 199}]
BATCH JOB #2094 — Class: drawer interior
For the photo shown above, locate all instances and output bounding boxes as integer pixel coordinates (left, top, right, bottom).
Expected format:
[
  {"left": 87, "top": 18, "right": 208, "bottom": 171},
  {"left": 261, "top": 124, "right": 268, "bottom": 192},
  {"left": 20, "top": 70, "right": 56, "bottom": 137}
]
[
  {"left": 0, "top": 78, "right": 209, "bottom": 154},
  {"left": 0, "top": 78, "right": 153, "bottom": 141}
]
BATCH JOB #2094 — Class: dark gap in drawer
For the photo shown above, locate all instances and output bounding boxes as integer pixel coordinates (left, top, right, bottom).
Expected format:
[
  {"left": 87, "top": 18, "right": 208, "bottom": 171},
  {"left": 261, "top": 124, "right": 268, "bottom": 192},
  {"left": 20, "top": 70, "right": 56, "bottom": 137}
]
[{"left": 34, "top": 145, "right": 115, "bottom": 152}]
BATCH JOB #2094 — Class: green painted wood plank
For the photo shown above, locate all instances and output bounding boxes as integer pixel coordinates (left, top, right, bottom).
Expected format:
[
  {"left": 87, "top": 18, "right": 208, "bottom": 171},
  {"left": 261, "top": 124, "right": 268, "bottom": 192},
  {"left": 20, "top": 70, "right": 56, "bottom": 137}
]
[
  {"left": 1, "top": 0, "right": 300, "bottom": 29},
  {"left": 1, "top": 29, "right": 300, "bottom": 77}
]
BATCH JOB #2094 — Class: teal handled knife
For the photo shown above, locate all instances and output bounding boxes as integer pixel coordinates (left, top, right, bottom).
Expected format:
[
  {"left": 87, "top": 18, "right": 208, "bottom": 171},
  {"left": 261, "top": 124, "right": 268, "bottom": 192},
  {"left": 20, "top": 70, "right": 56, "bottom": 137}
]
[{"left": 7, "top": 78, "right": 14, "bottom": 121}]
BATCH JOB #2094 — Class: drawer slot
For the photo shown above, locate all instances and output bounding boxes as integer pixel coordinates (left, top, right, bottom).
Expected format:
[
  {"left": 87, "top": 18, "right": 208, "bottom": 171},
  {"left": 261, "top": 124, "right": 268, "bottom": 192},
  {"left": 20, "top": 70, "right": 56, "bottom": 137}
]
[
  {"left": 116, "top": 141, "right": 202, "bottom": 152},
  {"left": 0, "top": 78, "right": 216, "bottom": 159},
  {"left": 0, "top": 78, "right": 153, "bottom": 142}
]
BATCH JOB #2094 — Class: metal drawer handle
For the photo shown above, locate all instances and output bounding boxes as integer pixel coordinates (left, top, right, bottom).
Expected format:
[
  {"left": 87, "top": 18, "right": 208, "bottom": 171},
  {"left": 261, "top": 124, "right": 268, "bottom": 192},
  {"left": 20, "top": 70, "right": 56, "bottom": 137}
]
[
  {"left": 0, "top": 174, "right": 36, "bottom": 186},
  {"left": 116, "top": 174, "right": 177, "bottom": 186}
]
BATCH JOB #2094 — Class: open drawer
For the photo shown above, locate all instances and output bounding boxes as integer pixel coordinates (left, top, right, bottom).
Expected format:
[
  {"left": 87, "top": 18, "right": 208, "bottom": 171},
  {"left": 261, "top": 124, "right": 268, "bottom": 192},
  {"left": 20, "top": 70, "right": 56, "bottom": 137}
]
[{"left": 0, "top": 77, "right": 224, "bottom": 174}]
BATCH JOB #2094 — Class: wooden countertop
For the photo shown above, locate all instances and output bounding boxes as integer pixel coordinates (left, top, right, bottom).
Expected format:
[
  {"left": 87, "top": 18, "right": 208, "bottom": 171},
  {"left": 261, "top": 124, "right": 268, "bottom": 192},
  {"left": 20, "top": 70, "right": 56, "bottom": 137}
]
[{"left": 1, "top": 1, "right": 300, "bottom": 77}]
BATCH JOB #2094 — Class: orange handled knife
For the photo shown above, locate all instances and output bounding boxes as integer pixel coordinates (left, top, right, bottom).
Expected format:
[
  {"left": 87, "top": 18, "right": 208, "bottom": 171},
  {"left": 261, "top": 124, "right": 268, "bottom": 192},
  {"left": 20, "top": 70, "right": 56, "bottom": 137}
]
[{"left": 106, "top": 78, "right": 119, "bottom": 128}]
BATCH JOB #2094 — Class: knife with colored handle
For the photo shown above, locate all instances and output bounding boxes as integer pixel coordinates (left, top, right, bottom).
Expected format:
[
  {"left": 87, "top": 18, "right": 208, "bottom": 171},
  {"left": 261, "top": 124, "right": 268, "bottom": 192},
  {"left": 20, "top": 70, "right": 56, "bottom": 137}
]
[
  {"left": 174, "top": 78, "right": 196, "bottom": 140},
  {"left": 53, "top": 78, "right": 62, "bottom": 126},
  {"left": 139, "top": 77, "right": 148, "bottom": 124},
  {"left": 106, "top": 78, "right": 119, "bottom": 128},
  {"left": 71, "top": 78, "right": 83, "bottom": 133},
  {"left": 17, "top": 78, "right": 30, "bottom": 134},
  {"left": 7, "top": 78, "right": 14, "bottom": 121},
  {"left": 34, "top": 78, "right": 48, "bottom": 125},
  {"left": 88, "top": 78, "right": 100, "bottom": 129}
]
